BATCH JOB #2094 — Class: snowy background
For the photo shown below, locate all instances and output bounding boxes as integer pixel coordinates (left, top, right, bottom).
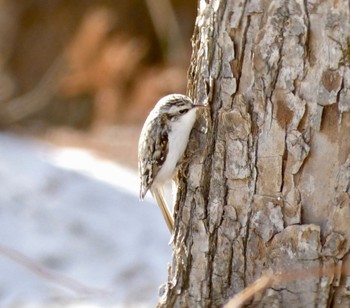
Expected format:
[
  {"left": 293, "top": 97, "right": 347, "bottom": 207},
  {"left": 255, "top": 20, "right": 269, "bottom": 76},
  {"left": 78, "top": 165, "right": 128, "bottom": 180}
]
[{"left": 0, "top": 132, "right": 171, "bottom": 307}]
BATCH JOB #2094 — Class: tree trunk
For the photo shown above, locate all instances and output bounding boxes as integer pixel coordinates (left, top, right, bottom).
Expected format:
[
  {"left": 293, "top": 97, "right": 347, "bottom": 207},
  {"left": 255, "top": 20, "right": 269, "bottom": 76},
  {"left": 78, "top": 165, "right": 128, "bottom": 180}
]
[{"left": 159, "top": 0, "right": 350, "bottom": 307}]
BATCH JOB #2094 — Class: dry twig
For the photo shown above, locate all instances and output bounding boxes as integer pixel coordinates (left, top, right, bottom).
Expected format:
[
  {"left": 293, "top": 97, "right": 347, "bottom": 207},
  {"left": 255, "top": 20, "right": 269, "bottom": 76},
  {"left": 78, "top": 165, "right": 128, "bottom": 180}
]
[
  {"left": 224, "top": 262, "right": 346, "bottom": 308},
  {"left": 0, "top": 242, "right": 110, "bottom": 296}
]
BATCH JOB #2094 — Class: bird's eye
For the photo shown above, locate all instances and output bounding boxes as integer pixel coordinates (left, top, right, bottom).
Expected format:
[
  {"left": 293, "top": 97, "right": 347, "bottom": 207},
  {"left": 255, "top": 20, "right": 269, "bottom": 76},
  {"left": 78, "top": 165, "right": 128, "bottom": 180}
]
[{"left": 179, "top": 109, "right": 187, "bottom": 114}]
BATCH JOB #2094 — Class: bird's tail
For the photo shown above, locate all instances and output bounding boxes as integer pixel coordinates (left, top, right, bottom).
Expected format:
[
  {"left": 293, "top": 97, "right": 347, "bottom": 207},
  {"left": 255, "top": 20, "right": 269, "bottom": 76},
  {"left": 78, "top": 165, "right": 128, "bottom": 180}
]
[{"left": 151, "top": 187, "right": 174, "bottom": 232}]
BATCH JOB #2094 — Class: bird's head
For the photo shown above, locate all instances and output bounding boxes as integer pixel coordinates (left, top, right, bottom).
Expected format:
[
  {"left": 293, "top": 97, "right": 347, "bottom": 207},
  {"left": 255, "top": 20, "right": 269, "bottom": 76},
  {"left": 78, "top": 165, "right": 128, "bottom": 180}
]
[{"left": 155, "top": 94, "right": 205, "bottom": 122}]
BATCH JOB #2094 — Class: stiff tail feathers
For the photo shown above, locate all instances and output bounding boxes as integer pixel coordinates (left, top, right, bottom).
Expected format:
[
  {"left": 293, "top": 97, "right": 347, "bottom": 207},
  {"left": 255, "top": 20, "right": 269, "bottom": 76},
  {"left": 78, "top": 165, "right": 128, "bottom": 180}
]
[{"left": 151, "top": 187, "right": 174, "bottom": 232}]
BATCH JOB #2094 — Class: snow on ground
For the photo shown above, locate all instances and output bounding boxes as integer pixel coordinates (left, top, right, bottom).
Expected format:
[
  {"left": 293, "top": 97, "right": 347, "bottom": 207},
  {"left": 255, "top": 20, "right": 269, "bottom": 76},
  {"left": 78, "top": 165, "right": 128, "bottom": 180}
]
[{"left": 0, "top": 133, "right": 172, "bottom": 307}]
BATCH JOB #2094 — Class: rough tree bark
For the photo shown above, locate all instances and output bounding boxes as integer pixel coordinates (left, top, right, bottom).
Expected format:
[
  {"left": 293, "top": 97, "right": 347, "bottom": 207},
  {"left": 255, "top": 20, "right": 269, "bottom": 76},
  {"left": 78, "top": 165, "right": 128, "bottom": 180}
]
[{"left": 159, "top": 0, "right": 350, "bottom": 307}]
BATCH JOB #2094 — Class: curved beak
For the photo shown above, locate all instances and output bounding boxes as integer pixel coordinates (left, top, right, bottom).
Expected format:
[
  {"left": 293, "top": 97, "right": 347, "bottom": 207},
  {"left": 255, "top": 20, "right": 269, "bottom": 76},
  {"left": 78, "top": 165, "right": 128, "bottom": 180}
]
[{"left": 192, "top": 104, "right": 207, "bottom": 109}]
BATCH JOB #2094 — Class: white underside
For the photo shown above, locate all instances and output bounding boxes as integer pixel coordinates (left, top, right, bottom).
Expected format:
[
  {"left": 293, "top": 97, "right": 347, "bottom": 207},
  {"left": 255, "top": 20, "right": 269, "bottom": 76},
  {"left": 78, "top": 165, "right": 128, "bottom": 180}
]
[{"left": 153, "top": 109, "right": 197, "bottom": 186}]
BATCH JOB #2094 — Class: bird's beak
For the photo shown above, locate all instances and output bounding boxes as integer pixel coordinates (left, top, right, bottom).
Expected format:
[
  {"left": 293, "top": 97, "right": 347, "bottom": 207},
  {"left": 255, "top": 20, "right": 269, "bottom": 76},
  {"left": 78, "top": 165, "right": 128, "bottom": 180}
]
[{"left": 192, "top": 104, "right": 207, "bottom": 109}]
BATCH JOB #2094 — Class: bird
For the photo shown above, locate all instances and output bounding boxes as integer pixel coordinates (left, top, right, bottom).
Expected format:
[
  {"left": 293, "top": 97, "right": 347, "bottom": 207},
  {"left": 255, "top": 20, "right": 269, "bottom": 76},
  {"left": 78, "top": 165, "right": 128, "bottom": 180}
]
[{"left": 138, "top": 94, "right": 204, "bottom": 232}]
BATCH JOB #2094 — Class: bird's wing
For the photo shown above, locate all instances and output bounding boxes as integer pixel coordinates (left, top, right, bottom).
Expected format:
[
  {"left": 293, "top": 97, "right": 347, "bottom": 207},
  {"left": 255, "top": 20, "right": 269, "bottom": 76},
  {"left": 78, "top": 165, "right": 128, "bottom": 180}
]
[{"left": 138, "top": 115, "right": 169, "bottom": 199}]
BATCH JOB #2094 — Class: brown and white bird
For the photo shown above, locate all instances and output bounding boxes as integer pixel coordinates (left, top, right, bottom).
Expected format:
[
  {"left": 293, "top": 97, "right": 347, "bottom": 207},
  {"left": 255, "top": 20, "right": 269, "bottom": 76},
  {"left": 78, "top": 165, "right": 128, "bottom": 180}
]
[{"left": 138, "top": 94, "right": 203, "bottom": 232}]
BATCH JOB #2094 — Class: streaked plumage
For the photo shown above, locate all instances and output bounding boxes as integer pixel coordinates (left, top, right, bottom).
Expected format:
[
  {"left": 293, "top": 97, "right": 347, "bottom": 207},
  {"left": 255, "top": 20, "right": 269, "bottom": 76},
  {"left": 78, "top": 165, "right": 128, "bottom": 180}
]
[{"left": 138, "top": 94, "right": 202, "bottom": 232}]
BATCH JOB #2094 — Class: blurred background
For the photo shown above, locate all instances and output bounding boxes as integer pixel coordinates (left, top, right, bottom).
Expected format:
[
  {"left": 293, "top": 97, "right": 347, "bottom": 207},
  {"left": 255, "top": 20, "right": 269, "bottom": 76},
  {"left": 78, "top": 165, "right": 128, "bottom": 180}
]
[{"left": 0, "top": 0, "right": 197, "bottom": 306}]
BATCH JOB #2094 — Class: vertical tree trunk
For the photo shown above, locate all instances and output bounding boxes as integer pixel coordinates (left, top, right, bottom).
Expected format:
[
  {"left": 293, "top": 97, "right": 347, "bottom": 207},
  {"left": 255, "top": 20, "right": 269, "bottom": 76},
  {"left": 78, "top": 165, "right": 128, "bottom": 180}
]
[{"left": 159, "top": 0, "right": 350, "bottom": 307}]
